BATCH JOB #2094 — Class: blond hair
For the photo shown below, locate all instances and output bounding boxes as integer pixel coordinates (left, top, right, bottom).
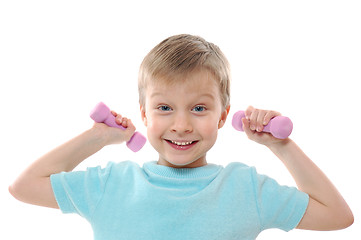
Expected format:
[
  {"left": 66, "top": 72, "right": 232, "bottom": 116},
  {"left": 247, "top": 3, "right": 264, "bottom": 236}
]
[{"left": 138, "top": 34, "right": 231, "bottom": 109}]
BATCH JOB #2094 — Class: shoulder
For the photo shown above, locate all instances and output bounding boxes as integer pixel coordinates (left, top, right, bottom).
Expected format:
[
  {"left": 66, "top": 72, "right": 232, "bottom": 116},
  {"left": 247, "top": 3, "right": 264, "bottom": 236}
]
[
  {"left": 224, "top": 162, "right": 280, "bottom": 183},
  {"left": 220, "top": 162, "right": 259, "bottom": 185},
  {"left": 53, "top": 161, "right": 142, "bottom": 183},
  {"left": 221, "top": 162, "right": 284, "bottom": 190},
  {"left": 223, "top": 162, "right": 256, "bottom": 176},
  {"left": 94, "top": 160, "right": 143, "bottom": 179},
  {"left": 225, "top": 161, "right": 252, "bottom": 169},
  {"left": 104, "top": 160, "right": 141, "bottom": 171}
]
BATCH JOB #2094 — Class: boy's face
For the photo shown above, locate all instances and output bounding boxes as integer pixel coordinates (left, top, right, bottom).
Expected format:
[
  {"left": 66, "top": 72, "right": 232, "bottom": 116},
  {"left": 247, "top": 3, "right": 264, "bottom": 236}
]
[{"left": 140, "top": 69, "right": 230, "bottom": 168}]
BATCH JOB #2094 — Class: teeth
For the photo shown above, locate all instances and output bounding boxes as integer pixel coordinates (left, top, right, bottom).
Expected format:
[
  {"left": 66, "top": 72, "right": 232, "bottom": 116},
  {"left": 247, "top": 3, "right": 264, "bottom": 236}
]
[{"left": 171, "top": 140, "right": 193, "bottom": 146}]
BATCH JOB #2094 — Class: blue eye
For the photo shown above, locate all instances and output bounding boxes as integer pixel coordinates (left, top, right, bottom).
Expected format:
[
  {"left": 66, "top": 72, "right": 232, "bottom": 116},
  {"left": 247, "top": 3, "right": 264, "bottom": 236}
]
[
  {"left": 192, "top": 106, "right": 206, "bottom": 112},
  {"left": 158, "top": 105, "right": 172, "bottom": 111}
]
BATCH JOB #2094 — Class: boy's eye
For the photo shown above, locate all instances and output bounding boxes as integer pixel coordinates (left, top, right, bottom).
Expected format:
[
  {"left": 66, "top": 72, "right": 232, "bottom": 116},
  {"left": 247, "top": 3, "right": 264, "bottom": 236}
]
[
  {"left": 158, "top": 105, "right": 172, "bottom": 111},
  {"left": 192, "top": 106, "right": 206, "bottom": 112}
]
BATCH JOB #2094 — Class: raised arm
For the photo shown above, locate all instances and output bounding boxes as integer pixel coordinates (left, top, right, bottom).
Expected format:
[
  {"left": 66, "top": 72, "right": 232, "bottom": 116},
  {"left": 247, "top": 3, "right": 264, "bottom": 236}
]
[
  {"left": 241, "top": 106, "right": 354, "bottom": 230},
  {"left": 9, "top": 113, "right": 135, "bottom": 209}
]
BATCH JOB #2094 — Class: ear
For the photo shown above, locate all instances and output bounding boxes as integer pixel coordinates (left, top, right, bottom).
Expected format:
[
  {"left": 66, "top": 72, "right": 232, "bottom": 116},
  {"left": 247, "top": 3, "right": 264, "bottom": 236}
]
[
  {"left": 140, "top": 105, "right": 147, "bottom": 127},
  {"left": 218, "top": 105, "right": 230, "bottom": 129}
]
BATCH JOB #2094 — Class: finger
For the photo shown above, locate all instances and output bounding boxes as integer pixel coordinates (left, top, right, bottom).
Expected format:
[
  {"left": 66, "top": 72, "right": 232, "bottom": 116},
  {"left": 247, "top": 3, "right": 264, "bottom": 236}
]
[
  {"left": 111, "top": 110, "right": 118, "bottom": 117},
  {"left": 126, "top": 119, "right": 136, "bottom": 132},
  {"left": 256, "top": 110, "right": 267, "bottom": 132},
  {"left": 263, "top": 111, "right": 281, "bottom": 125},
  {"left": 115, "top": 114, "right": 123, "bottom": 125},
  {"left": 241, "top": 117, "right": 250, "bottom": 133},
  {"left": 245, "top": 106, "right": 254, "bottom": 120},
  {"left": 249, "top": 108, "right": 259, "bottom": 131},
  {"left": 121, "top": 117, "right": 129, "bottom": 128},
  {"left": 241, "top": 117, "right": 255, "bottom": 140},
  {"left": 123, "top": 119, "right": 136, "bottom": 140}
]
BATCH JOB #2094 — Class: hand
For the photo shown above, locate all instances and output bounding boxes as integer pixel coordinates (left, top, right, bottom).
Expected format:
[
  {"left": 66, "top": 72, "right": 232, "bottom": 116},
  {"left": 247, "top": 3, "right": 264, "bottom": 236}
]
[
  {"left": 241, "top": 106, "right": 285, "bottom": 146},
  {"left": 92, "top": 111, "right": 136, "bottom": 146}
]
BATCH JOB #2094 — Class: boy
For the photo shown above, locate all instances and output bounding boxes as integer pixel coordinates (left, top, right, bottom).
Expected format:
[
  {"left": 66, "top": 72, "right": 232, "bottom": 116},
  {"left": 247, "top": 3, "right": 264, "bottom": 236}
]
[{"left": 9, "top": 34, "right": 353, "bottom": 239}]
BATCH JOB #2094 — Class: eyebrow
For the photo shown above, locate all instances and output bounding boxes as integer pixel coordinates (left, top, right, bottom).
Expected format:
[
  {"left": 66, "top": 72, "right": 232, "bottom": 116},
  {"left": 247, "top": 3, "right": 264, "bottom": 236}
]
[
  {"left": 150, "top": 92, "right": 164, "bottom": 98},
  {"left": 198, "top": 93, "right": 216, "bottom": 100},
  {"left": 150, "top": 92, "right": 215, "bottom": 100}
]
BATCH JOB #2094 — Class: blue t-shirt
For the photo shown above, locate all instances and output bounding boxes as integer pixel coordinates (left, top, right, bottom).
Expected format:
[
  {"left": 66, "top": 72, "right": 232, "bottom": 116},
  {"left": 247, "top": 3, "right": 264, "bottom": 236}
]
[{"left": 50, "top": 161, "right": 309, "bottom": 240}]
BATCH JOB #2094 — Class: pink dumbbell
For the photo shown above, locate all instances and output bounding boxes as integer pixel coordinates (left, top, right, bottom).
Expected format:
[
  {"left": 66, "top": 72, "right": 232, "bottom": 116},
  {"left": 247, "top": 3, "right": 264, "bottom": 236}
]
[
  {"left": 232, "top": 110, "right": 293, "bottom": 139},
  {"left": 90, "top": 102, "right": 146, "bottom": 152}
]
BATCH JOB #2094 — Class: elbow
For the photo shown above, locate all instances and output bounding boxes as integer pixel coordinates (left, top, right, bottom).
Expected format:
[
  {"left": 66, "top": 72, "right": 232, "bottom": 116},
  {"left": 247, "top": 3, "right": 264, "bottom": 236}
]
[
  {"left": 9, "top": 182, "right": 23, "bottom": 202},
  {"left": 334, "top": 208, "right": 354, "bottom": 230},
  {"left": 346, "top": 217, "right": 354, "bottom": 229},
  {"left": 341, "top": 203, "right": 354, "bottom": 229},
  {"left": 340, "top": 211, "right": 354, "bottom": 229},
  {"left": 8, "top": 184, "right": 15, "bottom": 198},
  {"left": 9, "top": 177, "right": 32, "bottom": 203}
]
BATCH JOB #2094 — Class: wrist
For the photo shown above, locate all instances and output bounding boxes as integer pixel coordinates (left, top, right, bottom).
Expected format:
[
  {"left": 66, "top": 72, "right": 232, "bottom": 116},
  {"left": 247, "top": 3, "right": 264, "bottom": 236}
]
[
  {"left": 266, "top": 138, "right": 293, "bottom": 155},
  {"left": 87, "top": 125, "right": 109, "bottom": 148}
]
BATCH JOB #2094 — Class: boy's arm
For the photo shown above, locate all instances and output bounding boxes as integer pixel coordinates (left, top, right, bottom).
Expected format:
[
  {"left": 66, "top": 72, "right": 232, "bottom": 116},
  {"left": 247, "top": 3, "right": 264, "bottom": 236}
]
[
  {"left": 267, "top": 139, "right": 353, "bottom": 230},
  {"left": 9, "top": 114, "right": 135, "bottom": 209},
  {"left": 242, "top": 106, "right": 354, "bottom": 230}
]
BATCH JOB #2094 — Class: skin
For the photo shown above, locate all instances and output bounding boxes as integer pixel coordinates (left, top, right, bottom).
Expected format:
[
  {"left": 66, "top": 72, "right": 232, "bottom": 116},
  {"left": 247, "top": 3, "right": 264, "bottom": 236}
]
[
  {"left": 242, "top": 106, "right": 354, "bottom": 230},
  {"left": 140, "top": 70, "right": 229, "bottom": 168},
  {"left": 9, "top": 69, "right": 353, "bottom": 231}
]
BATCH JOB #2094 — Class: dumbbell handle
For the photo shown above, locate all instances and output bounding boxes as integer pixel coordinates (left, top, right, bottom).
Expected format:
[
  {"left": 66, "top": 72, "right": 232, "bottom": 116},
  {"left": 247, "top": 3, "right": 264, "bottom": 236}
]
[
  {"left": 90, "top": 102, "right": 146, "bottom": 152},
  {"left": 232, "top": 111, "right": 293, "bottom": 139}
]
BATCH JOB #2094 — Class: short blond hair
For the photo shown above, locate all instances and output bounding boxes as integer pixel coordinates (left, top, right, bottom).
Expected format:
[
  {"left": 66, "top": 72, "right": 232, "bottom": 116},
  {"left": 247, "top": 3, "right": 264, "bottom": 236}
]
[{"left": 138, "top": 34, "right": 231, "bottom": 109}]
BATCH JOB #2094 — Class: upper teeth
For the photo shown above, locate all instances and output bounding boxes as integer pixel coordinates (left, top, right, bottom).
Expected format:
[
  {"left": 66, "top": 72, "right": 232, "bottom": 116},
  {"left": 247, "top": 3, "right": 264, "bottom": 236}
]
[{"left": 171, "top": 140, "right": 193, "bottom": 146}]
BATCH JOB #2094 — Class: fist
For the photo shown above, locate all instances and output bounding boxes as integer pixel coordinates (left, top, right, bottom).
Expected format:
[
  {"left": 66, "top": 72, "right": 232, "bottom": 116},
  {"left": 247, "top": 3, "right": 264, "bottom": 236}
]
[
  {"left": 93, "top": 111, "right": 136, "bottom": 146},
  {"left": 241, "top": 106, "right": 285, "bottom": 146}
]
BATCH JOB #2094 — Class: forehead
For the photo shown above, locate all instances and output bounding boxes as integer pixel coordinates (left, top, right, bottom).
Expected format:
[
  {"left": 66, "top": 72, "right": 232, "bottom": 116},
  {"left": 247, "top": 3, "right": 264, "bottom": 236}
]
[{"left": 147, "top": 69, "right": 220, "bottom": 96}]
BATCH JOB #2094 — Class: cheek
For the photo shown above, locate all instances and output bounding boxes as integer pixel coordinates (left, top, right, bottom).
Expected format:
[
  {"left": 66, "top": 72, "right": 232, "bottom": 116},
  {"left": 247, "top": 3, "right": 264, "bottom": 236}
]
[
  {"left": 197, "top": 119, "right": 219, "bottom": 139},
  {"left": 146, "top": 116, "right": 166, "bottom": 136},
  {"left": 145, "top": 121, "right": 162, "bottom": 150}
]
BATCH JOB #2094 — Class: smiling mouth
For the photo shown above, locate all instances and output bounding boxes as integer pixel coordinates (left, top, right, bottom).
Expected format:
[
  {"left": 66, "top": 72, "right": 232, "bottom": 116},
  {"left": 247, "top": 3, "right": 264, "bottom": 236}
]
[
  {"left": 165, "top": 139, "right": 198, "bottom": 146},
  {"left": 169, "top": 140, "right": 194, "bottom": 146}
]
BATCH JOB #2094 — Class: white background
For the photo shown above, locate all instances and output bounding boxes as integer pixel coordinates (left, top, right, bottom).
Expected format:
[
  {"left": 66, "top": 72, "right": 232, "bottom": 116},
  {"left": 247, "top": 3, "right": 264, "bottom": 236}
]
[{"left": 1, "top": 0, "right": 360, "bottom": 239}]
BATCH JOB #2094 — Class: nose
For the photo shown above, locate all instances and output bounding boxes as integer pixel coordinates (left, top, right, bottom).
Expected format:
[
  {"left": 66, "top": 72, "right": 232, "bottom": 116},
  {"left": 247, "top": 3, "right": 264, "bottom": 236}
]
[{"left": 171, "top": 112, "right": 193, "bottom": 134}]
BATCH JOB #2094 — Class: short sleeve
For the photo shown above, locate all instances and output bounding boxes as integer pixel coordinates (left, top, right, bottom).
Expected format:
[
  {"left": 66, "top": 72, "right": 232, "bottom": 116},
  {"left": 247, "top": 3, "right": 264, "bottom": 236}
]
[
  {"left": 50, "top": 162, "right": 114, "bottom": 220},
  {"left": 251, "top": 168, "right": 309, "bottom": 232}
]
